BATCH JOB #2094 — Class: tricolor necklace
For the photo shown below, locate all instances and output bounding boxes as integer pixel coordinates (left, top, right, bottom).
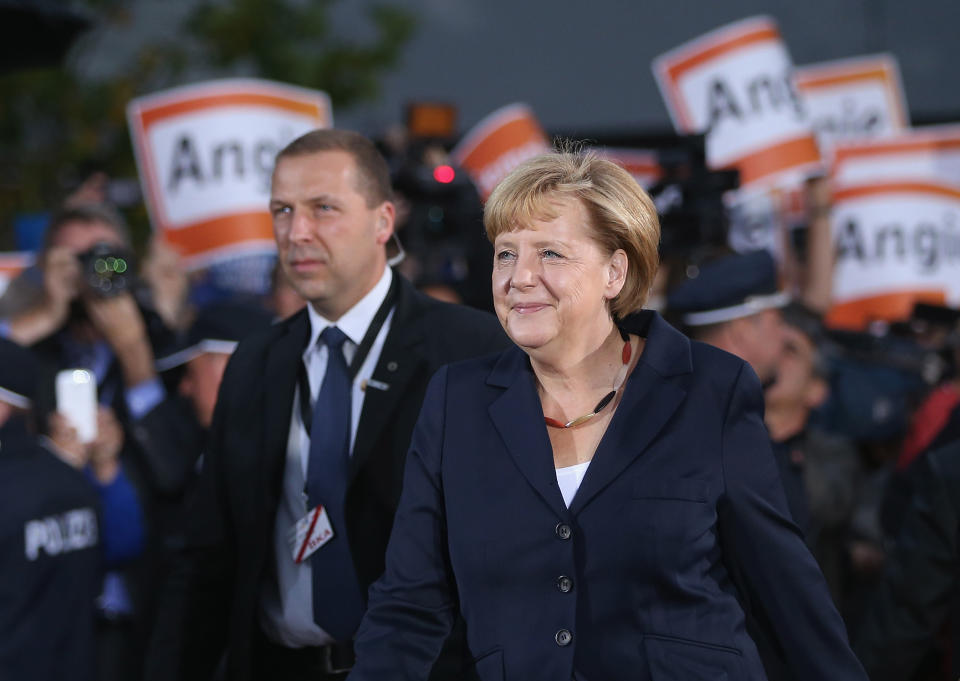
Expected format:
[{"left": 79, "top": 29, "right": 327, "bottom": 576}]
[{"left": 544, "top": 329, "right": 634, "bottom": 429}]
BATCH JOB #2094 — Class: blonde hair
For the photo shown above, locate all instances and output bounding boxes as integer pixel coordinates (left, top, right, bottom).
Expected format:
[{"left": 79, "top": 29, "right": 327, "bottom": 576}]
[{"left": 484, "top": 148, "right": 661, "bottom": 317}]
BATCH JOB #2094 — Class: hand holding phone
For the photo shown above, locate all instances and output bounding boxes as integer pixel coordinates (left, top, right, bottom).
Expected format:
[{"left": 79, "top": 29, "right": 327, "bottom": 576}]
[{"left": 55, "top": 368, "right": 98, "bottom": 444}]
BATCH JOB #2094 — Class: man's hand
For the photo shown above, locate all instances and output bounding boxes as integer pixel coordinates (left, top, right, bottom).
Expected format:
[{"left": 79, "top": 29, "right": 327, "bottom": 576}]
[
  {"left": 8, "top": 247, "right": 80, "bottom": 345},
  {"left": 84, "top": 293, "right": 157, "bottom": 387},
  {"left": 142, "top": 235, "right": 192, "bottom": 332}
]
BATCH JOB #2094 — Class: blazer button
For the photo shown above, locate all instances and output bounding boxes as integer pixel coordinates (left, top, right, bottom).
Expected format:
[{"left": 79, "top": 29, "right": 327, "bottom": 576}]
[
  {"left": 556, "top": 576, "right": 573, "bottom": 593},
  {"left": 555, "top": 523, "right": 572, "bottom": 540},
  {"left": 555, "top": 629, "right": 573, "bottom": 646}
]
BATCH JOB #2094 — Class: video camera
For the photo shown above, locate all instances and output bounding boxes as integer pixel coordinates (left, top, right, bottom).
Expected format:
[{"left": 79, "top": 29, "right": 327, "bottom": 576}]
[{"left": 77, "top": 242, "right": 135, "bottom": 297}]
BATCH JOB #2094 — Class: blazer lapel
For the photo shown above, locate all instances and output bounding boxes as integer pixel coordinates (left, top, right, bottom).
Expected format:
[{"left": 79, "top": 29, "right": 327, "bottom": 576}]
[
  {"left": 569, "top": 312, "right": 692, "bottom": 515},
  {"left": 487, "top": 347, "right": 569, "bottom": 517},
  {"left": 350, "top": 279, "right": 426, "bottom": 479},
  {"left": 261, "top": 312, "right": 310, "bottom": 502}
]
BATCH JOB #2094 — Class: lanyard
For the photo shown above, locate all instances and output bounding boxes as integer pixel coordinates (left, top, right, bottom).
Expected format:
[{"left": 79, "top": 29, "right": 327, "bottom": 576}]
[{"left": 297, "top": 275, "right": 399, "bottom": 437}]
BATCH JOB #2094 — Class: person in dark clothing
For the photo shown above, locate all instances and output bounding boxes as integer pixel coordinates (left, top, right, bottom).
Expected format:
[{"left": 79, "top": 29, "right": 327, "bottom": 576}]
[
  {"left": 0, "top": 337, "right": 102, "bottom": 681},
  {"left": 666, "top": 251, "right": 804, "bottom": 681},
  {"left": 146, "top": 129, "right": 508, "bottom": 681},
  {"left": 854, "top": 440, "right": 960, "bottom": 680},
  {"left": 764, "top": 303, "right": 860, "bottom": 601},
  {"left": 667, "top": 251, "right": 805, "bottom": 529},
  {"left": 1, "top": 203, "right": 166, "bottom": 681},
  {"left": 131, "top": 302, "right": 273, "bottom": 567}
]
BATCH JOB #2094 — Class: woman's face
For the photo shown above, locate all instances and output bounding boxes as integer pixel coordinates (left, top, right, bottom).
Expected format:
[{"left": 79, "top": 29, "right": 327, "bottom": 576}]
[{"left": 492, "top": 198, "right": 626, "bottom": 355}]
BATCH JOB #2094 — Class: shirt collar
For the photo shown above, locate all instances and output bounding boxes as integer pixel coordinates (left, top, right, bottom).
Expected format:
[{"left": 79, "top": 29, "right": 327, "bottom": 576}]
[{"left": 304, "top": 267, "right": 393, "bottom": 356}]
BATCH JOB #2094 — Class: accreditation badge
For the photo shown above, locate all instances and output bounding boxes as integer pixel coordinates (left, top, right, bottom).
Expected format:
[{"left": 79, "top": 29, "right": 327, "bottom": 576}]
[{"left": 289, "top": 505, "right": 334, "bottom": 564}]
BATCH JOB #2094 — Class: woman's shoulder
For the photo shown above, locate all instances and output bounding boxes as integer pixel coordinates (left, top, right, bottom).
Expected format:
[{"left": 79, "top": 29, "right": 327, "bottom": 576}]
[
  {"left": 443, "top": 345, "right": 519, "bottom": 381},
  {"left": 687, "top": 339, "right": 758, "bottom": 397}
]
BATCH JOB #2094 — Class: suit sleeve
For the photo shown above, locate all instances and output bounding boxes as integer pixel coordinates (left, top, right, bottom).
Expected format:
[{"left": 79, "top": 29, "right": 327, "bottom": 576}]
[
  {"left": 144, "top": 355, "right": 241, "bottom": 681},
  {"left": 718, "top": 364, "right": 869, "bottom": 681},
  {"left": 351, "top": 366, "right": 458, "bottom": 681},
  {"left": 854, "top": 450, "right": 960, "bottom": 681},
  {"left": 130, "top": 395, "right": 204, "bottom": 497}
]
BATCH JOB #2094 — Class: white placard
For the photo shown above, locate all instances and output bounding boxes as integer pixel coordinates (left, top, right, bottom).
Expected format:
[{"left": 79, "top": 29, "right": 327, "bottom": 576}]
[
  {"left": 653, "top": 16, "right": 821, "bottom": 189},
  {"left": 128, "top": 79, "right": 332, "bottom": 268}
]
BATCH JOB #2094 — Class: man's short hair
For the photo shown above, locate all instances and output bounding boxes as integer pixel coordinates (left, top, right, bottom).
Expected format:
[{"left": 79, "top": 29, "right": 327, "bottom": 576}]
[
  {"left": 42, "top": 203, "right": 131, "bottom": 254},
  {"left": 274, "top": 129, "right": 393, "bottom": 208}
]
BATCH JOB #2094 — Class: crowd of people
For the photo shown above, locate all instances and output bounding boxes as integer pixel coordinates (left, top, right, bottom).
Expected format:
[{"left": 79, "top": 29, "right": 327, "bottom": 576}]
[{"left": 1, "top": 125, "right": 959, "bottom": 681}]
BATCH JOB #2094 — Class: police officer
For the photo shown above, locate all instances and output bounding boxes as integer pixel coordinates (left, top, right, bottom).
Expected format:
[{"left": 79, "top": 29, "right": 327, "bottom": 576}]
[
  {"left": 0, "top": 337, "right": 102, "bottom": 681},
  {"left": 666, "top": 250, "right": 806, "bottom": 528}
]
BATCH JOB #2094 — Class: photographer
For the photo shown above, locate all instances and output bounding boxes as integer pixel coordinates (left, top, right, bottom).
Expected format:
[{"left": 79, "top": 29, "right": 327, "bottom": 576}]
[{"left": 1, "top": 203, "right": 172, "bottom": 681}]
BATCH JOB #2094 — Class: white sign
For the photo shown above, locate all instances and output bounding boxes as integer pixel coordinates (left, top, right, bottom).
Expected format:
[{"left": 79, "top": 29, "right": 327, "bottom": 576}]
[
  {"left": 795, "top": 54, "right": 909, "bottom": 156},
  {"left": 653, "top": 16, "right": 821, "bottom": 189},
  {"left": 827, "top": 182, "right": 960, "bottom": 329},
  {"left": 832, "top": 125, "right": 960, "bottom": 189},
  {"left": 128, "top": 79, "right": 333, "bottom": 268}
]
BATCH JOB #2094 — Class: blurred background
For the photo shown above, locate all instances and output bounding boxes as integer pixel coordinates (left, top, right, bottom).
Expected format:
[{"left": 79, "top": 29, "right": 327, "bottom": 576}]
[{"left": 5, "top": 2, "right": 960, "bottom": 680}]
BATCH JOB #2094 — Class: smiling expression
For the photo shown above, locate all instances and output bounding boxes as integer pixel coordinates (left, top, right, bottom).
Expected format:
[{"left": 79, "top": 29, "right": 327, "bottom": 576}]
[{"left": 492, "top": 198, "right": 626, "bottom": 357}]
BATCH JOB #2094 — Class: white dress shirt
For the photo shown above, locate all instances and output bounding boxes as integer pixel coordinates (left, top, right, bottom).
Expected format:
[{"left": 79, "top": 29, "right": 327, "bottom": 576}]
[{"left": 259, "top": 267, "right": 395, "bottom": 647}]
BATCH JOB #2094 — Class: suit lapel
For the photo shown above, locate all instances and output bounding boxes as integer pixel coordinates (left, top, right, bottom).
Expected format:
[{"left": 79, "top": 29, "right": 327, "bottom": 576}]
[
  {"left": 350, "top": 279, "right": 426, "bottom": 479},
  {"left": 487, "top": 347, "right": 569, "bottom": 517},
  {"left": 569, "top": 312, "right": 692, "bottom": 515},
  {"left": 261, "top": 312, "right": 310, "bottom": 503}
]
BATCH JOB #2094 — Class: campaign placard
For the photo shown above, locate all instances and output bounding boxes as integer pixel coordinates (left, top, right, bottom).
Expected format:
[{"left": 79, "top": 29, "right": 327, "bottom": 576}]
[
  {"left": 826, "top": 181, "right": 960, "bottom": 329},
  {"left": 595, "top": 148, "right": 661, "bottom": 189},
  {"left": 127, "top": 79, "right": 333, "bottom": 268},
  {"left": 0, "top": 252, "right": 35, "bottom": 297},
  {"left": 831, "top": 125, "right": 960, "bottom": 189},
  {"left": 451, "top": 103, "right": 550, "bottom": 200},
  {"left": 653, "top": 15, "right": 821, "bottom": 190},
  {"left": 795, "top": 53, "right": 908, "bottom": 156}
]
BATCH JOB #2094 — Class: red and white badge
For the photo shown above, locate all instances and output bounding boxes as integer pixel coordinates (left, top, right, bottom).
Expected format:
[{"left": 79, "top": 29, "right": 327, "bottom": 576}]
[{"left": 289, "top": 505, "right": 335, "bottom": 564}]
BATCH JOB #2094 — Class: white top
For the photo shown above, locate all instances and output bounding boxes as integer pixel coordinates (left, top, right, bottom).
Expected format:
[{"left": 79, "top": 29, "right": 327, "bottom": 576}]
[
  {"left": 556, "top": 460, "right": 592, "bottom": 508},
  {"left": 259, "top": 267, "right": 395, "bottom": 648}
]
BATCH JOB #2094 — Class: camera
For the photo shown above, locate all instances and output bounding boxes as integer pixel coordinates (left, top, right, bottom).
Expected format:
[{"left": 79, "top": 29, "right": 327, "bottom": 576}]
[{"left": 77, "top": 242, "right": 134, "bottom": 297}]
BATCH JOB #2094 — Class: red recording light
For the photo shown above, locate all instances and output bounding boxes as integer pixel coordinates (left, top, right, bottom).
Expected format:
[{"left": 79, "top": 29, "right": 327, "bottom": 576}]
[{"left": 433, "top": 165, "right": 455, "bottom": 184}]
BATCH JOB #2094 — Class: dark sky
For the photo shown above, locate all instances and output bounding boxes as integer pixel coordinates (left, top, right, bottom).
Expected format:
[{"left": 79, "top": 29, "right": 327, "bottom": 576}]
[{"left": 334, "top": 0, "right": 960, "bottom": 135}]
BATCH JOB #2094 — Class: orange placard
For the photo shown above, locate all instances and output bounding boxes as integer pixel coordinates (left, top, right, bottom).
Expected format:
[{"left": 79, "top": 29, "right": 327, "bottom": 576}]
[
  {"left": 595, "top": 148, "right": 661, "bottom": 189},
  {"left": 127, "top": 78, "right": 332, "bottom": 269},
  {"left": 826, "top": 290, "right": 947, "bottom": 330},
  {"left": 0, "top": 252, "right": 35, "bottom": 295},
  {"left": 407, "top": 102, "right": 458, "bottom": 139},
  {"left": 795, "top": 54, "right": 909, "bottom": 155},
  {"left": 653, "top": 16, "right": 821, "bottom": 190},
  {"left": 451, "top": 103, "right": 550, "bottom": 200},
  {"left": 826, "top": 180, "right": 960, "bottom": 329},
  {"left": 831, "top": 125, "right": 960, "bottom": 188}
]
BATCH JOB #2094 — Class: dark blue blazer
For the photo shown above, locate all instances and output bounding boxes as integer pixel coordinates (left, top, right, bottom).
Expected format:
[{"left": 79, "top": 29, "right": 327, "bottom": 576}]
[{"left": 351, "top": 311, "right": 867, "bottom": 681}]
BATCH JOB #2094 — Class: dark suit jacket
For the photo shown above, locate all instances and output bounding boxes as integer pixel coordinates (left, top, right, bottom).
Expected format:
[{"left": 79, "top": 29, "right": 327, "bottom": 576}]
[
  {"left": 146, "top": 274, "right": 507, "bottom": 681},
  {"left": 351, "top": 311, "right": 868, "bottom": 681},
  {"left": 855, "top": 441, "right": 960, "bottom": 681}
]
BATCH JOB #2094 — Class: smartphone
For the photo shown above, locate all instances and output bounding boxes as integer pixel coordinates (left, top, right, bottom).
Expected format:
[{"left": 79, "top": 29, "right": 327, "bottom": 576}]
[{"left": 55, "top": 369, "right": 98, "bottom": 443}]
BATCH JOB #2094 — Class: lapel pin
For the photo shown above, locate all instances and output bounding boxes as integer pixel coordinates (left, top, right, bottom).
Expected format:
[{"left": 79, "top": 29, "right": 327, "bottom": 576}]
[
  {"left": 386, "top": 361, "right": 398, "bottom": 372},
  {"left": 361, "top": 378, "right": 391, "bottom": 392}
]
